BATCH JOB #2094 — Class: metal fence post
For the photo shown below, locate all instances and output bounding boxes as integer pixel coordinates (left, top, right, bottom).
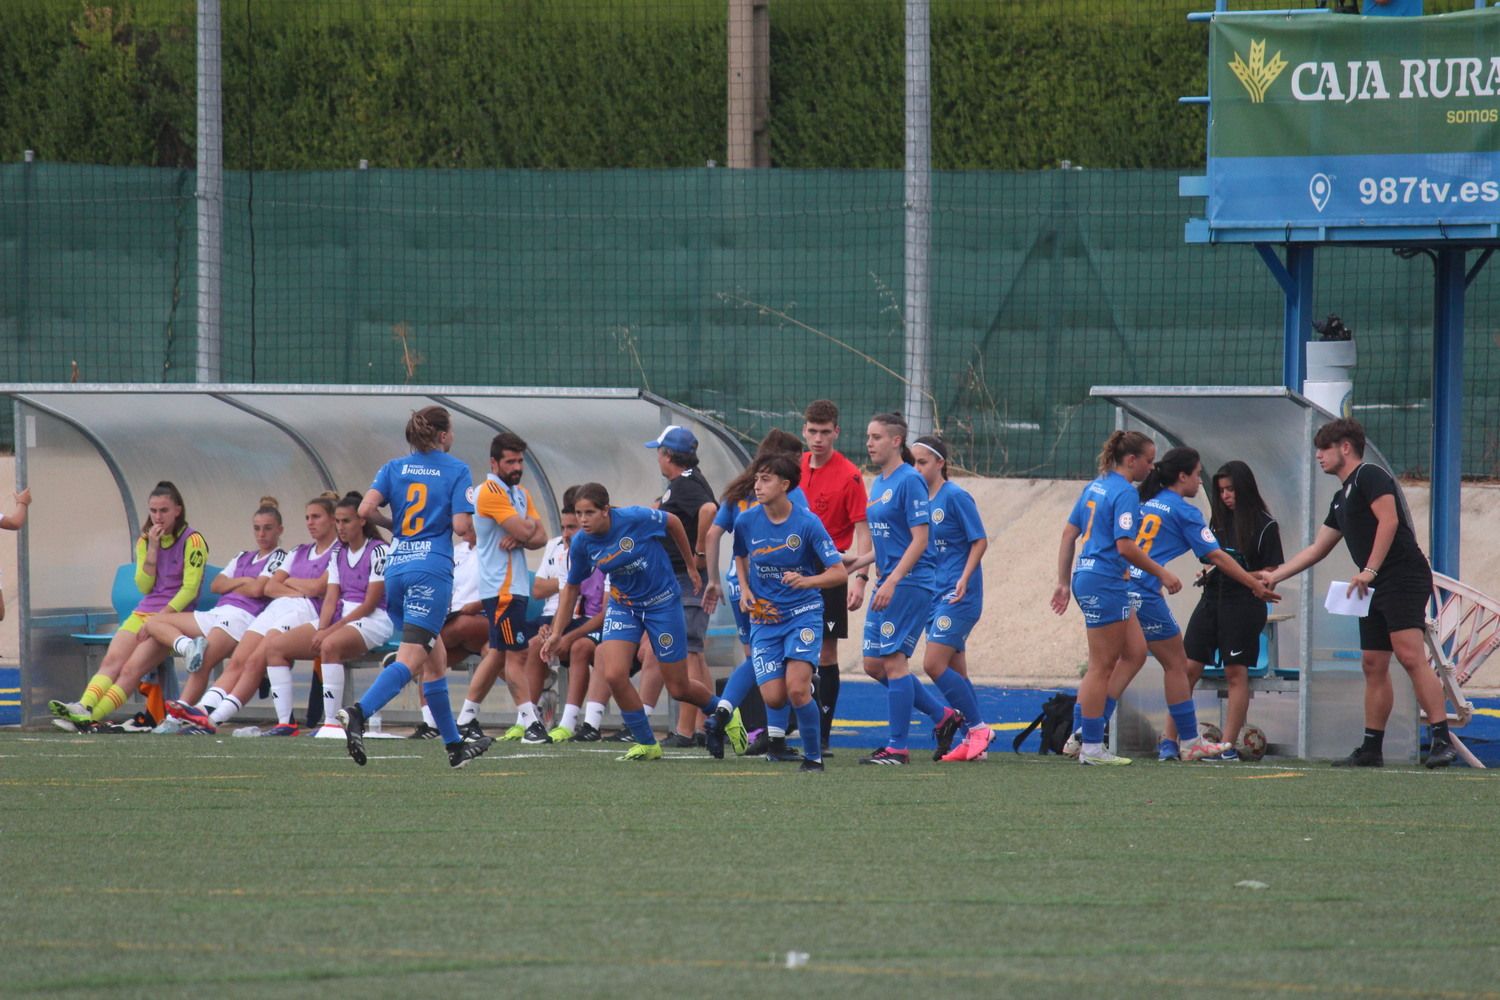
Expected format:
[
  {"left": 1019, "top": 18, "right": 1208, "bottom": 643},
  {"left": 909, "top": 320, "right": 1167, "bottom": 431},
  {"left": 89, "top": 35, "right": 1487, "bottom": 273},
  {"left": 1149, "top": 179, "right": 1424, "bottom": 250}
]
[
  {"left": 903, "top": 0, "right": 934, "bottom": 435},
  {"left": 196, "top": 0, "right": 223, "bottom": 383}
]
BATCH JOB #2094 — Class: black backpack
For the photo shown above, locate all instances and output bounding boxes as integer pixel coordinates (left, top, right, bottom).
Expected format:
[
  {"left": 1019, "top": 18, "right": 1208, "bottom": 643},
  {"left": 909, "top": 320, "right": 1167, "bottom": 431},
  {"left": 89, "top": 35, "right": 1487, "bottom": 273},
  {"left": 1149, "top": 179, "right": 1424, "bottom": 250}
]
[{"left": 1012, "top": 693, "right": 1077, "bottom": 755}]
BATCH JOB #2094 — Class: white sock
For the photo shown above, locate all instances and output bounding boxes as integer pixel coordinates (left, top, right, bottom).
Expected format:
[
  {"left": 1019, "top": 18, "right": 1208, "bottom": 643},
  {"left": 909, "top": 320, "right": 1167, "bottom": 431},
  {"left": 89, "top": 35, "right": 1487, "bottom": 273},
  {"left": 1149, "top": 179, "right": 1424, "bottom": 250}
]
[
  {"left": 267, "top": 666, "right": 294, "bottom": 725},
  {"left": 517, "top": 702, "right": 538, "bottom": 728},
  {"left": 768, "top": 725, "right": 786, "bottom": 739},
  {"left": 199, "top": 686, "right": 227, "bottom": 712},
  {"left": 457, "top": 699, "right": 483, "bottom": 726},
  {"left": 209, "top": 694, "right": 242, "bottom": 725},
  {"left": 643, "top": 701, "right": 658, "bottom": 717},
  {"left": 560, "top": 704, "right": 580, "bottom": 731},
  {"left": 321, "top": 663, "right": 345, "bottom": 723},
  {"left": 585, "top": 701, "right": 606, "bottom": 729},
  {"left": 173, "top": 636, "right": 194, "bottom": 657},
  {"left": 421, "top": 704, "right": 437, "bottom": 728},
  {"left": 1082, "top": 741, "right": 1103, "bottom": 755}
]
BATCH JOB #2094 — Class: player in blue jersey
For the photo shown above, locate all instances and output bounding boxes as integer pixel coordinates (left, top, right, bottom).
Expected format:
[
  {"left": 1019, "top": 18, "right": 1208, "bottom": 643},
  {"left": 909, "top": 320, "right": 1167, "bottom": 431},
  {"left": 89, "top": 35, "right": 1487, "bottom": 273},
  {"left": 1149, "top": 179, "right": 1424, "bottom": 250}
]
[
  {"left": 1100, "top": 448, "right": 1279, "bottom": 762},
  {"left": 911, "top": 436, "right": 993, "bottom": 762},
  {"left": 339, "top": 406, "right": 493, "bottom": 769},
  {"left": 1051, "top": 430, "right": 1174, "bottom": 766},
  {"left": 539, "top": 482, "right": 733, "bottom": 761},
  {"left": 703, "top": 429, "right": 809, "bottom": 761},
  {"left": 733, "top": 454, "right": 847, "bottom": 773},
  {"left": 847, "top": 413, "right": 960, "bottom": 766}
]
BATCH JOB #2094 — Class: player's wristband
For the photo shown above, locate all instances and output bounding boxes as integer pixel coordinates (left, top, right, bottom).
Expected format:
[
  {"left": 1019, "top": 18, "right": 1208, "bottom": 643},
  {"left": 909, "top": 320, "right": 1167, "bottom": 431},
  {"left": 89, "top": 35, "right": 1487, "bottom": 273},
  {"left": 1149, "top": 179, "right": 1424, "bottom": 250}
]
[{"left": 854, "top": 572, "right": 869, "bottom": 581}]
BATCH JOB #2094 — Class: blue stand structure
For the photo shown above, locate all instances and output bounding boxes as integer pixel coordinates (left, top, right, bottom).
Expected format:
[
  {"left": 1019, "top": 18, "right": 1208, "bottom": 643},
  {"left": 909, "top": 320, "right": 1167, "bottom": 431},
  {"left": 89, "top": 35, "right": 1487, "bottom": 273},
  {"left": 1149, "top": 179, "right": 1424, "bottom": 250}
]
[{"left": 1181, "top": 2, "right": 1496, "bottom": 579}]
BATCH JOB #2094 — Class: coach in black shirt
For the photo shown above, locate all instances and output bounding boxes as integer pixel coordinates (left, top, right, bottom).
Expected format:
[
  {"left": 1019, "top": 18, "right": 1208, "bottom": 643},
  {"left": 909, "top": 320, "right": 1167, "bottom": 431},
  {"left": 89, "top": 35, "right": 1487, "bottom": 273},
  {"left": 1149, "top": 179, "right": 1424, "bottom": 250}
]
[
  {"left": 645, "top": 425, "right": 718, "bottom": 745},
  {"left": 1262, "top": 418, "right": 1456, "bottom": 768}
]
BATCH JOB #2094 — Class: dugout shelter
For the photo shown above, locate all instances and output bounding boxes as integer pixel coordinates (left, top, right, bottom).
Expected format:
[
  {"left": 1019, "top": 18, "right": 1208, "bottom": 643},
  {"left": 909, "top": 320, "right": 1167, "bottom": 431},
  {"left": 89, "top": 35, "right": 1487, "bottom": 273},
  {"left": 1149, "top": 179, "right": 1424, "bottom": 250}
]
[
  {"left": 1093, "top": 386, "right": 1419, "bottom": 763},
  {"left": 3, "top": 384, "right": 750, "bottom": 728}
]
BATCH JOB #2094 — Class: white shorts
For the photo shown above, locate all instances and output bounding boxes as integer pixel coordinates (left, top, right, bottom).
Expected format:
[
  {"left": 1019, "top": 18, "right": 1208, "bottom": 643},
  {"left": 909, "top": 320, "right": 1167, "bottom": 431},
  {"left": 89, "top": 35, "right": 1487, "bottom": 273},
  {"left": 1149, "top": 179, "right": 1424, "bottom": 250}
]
[
  {"left": 246, "top": 596, "right": 318, "bottom": 637},
  {"left": 193, "top": 605, "right": 257, "bottom": 643},
  {"left": 341, "top": 601, "right": 394, "bottom": 651}
]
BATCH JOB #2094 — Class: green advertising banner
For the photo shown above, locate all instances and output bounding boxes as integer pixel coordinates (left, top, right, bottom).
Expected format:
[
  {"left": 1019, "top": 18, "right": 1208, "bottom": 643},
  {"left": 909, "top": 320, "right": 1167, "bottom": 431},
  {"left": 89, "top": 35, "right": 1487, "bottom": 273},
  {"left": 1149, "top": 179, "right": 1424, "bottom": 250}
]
[{"left": 1207, "top": 8, "right": 1500, "bottom": 231}]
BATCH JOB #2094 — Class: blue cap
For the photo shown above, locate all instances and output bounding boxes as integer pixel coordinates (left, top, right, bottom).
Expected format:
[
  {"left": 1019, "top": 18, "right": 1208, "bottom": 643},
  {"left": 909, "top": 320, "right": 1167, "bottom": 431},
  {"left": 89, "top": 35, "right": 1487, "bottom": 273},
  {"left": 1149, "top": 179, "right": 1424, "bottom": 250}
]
[{"left": 645, "top": 424, "right": 698, "bottom": 453}]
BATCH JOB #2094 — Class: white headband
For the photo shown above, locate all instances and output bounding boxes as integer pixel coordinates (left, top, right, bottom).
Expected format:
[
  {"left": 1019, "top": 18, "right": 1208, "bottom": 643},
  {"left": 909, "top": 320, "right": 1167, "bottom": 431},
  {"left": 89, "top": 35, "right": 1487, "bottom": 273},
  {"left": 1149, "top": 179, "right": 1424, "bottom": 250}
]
[{"left": 912, "top": 441, "right": 944, "bottom": 460}]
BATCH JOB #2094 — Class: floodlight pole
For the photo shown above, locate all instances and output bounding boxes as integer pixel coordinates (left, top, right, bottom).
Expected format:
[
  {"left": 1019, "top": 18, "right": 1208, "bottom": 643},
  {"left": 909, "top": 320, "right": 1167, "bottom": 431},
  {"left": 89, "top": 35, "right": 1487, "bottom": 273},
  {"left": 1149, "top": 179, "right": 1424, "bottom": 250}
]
[
  {"left": 195, "top": 0, "right": 224, "bottom": 383},
  {"left": 902, "top": 0, "right": 934, "bottom": 436}
]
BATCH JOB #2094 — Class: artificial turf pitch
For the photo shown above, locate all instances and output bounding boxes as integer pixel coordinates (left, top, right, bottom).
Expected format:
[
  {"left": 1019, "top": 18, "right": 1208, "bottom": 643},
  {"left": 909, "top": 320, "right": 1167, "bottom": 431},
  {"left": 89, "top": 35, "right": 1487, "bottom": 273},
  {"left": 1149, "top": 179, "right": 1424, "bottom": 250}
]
[{"left": 2, "top": 732, "right": 1497, "bottom": 999}]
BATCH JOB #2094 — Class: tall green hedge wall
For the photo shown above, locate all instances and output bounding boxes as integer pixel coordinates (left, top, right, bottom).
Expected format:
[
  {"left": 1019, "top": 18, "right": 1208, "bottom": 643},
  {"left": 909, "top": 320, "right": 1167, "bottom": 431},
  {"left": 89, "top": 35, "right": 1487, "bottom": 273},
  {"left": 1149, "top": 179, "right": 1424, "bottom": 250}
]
[{"left": 0, "top": 0, "right": 1222, "bottom": 171}]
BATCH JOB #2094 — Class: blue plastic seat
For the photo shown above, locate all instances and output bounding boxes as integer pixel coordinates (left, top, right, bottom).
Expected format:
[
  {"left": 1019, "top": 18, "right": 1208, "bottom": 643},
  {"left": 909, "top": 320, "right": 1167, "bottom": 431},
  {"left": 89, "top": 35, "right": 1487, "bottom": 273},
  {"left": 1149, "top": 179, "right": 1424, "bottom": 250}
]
[{"left": 70, "top": 562, "right": 225, "bottom": 644}]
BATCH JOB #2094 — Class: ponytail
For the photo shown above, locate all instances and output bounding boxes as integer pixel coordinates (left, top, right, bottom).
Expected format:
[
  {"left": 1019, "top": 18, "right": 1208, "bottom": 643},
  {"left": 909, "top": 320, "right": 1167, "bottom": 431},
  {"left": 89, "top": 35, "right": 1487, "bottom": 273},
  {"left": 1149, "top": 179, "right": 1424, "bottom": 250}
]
[
  {"left": 1096, "top": 430, "right": 1153, "bottom": 475},
  {"left": 723, "top": 428, "right": 805, "bottom": 507},
  {"left": 871, "top": 411, "right": 915, "bottom": 465},
  {"left": 406, "top": 405, "right": 452, "bottom": 453},
  {"left": 1138, "top": 447, "right": 1200, "bottom": 502}
]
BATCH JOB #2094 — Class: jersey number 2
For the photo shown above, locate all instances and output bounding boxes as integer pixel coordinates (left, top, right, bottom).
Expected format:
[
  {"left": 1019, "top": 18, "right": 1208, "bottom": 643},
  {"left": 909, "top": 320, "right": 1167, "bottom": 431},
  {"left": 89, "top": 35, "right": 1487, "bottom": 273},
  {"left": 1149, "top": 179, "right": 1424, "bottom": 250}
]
[{"left": 401, "top": 482, "right": 429, "bottom": 536}]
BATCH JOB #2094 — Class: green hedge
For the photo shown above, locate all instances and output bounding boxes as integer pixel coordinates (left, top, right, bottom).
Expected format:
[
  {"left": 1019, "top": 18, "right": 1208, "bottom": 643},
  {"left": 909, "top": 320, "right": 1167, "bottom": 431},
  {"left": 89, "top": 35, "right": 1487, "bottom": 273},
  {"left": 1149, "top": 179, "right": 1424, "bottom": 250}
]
[{"left": 0, "top": 1, "right": 1486, "bottom": 171}]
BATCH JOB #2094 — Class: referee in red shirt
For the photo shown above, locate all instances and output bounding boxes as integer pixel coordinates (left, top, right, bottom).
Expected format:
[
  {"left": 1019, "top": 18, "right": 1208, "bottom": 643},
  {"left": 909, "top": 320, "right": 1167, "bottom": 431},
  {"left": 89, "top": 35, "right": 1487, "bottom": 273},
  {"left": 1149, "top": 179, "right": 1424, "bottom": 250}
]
[{"left": 799, "top": 400, "right": 873, "bottom": 749}]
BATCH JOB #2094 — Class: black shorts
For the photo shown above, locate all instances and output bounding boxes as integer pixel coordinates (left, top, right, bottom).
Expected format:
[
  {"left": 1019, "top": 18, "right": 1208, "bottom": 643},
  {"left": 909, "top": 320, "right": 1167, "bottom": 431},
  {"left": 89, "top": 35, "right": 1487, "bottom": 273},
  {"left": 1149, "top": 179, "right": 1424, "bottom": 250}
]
[
  {"left": 1360, "top": 570, "right": 1432, "bottom": 652},
  {"left": 482, "top": 596, "right": 530, "bottom": 653},
  {"left": 1183, "top": 597, "right": 1266, "bottom": 668},
  {"left": 822, "top": 580, "right": 849, "bottom": 641}
]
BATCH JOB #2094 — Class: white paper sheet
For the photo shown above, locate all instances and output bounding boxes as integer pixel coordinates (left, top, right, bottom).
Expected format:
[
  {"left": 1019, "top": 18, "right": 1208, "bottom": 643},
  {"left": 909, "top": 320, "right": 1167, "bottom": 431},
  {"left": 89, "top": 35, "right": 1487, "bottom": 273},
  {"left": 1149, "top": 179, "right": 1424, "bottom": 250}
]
[{"left": 1324, "top": 580, "right": 1373, "bottom": 617}]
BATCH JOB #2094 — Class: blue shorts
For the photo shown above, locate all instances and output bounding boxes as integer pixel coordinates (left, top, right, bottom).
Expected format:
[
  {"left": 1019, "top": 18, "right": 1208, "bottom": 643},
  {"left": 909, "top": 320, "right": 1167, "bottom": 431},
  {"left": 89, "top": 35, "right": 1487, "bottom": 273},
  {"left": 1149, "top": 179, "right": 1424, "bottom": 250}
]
[
  {"left": 749, "top": 608, "right": 822, "bottom": 683},
  {"left": 601, "top": 599, "right": 689, "bottom": 665},
  {"left": 483, "top": 595, "right": 531, "bottom": 653},
  {"left": 862, "top": 582, "right": 933, "bottom": 658},
  {"left": 1129, "top": 587, "right": 1180, "bottom": 641},
  {"left": 725, "top": 573, "right": 751, "bottom": 646},
  {"left": 1071, "top": 572, "right": 1134, "bottom": 629},
  {"left": 926, "top": 594, "right": 980, "bottom": 652},
  {"left": 386, "top": 570, "right": 451, "bottom": 639}
]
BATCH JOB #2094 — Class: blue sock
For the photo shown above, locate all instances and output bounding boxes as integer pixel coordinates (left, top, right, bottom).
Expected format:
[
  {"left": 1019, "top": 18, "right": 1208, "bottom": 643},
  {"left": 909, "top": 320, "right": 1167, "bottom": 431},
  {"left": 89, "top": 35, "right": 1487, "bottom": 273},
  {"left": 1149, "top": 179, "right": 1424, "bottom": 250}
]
[
  {"left": 963, "top": 675, "right": 981, "bottom": 726},
  {"left": 794, "top": 699, "right": 822, "bottom": 761},
  {"left": 621, "top": 708, "right": 657, "bottom": 746},
  {"left": 1072, "top": 699, "right": 1083, "bottom": 732},
  {"left": 357, "top": 660, "right": 412, "bottom": 717},
  {"left": 933, "top": 667, "right": 983, "bottom": 727},
  {"left": 1081, "top": 713, "right": 1105, "bottom": 744},
  {"left": 1167, "top": 700, "right": 1198, "bottom": 743},
  {"left": 909, "top": 674, "right": 945, "bottom": 723},
  {"left": 722, "top": 657, "right": 756, "bottom": 709},
  {"left": 886, "top": 674, "right": 914, "bottom": 751},
  {"left": 699, "top": 694, "right": 725, "bottom": 715},
  {"left": 422, "top": 678, "right": 461, "bottom": 745},
  {"left": 767, "top": 701, "right": 791, "bottom": 733},
  {"left": 1104, "top": 696, "right": 1118, "bottom": 724}
]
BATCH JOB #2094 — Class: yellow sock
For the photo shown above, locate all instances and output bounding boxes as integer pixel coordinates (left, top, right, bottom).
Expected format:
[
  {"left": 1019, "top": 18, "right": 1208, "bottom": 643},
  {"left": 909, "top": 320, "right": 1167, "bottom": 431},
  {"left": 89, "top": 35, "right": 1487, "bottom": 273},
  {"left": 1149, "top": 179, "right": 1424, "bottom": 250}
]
[
  {"left": 90, "top": 684, "right": 128, "bottom": 722},
  {"left": 82, "top": 673, "right": 113, "bottom": 710}
]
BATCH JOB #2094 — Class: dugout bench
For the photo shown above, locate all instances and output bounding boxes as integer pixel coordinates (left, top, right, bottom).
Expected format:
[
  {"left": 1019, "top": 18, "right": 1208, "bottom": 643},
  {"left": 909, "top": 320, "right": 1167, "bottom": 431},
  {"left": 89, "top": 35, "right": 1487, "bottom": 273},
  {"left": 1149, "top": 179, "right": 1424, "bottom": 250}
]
[{"left": 8, "top": 384, "right": 751, "bottom": 730}]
